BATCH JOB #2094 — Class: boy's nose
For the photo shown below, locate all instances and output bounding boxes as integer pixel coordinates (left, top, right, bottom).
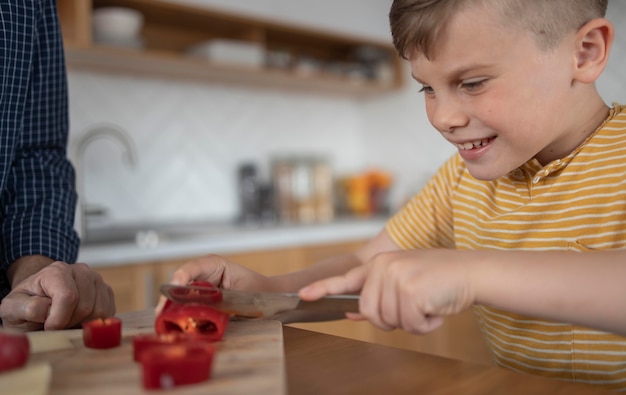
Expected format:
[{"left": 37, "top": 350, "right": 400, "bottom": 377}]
[{"left": 429, "top": 97, "right": 469, "bottom": 133}]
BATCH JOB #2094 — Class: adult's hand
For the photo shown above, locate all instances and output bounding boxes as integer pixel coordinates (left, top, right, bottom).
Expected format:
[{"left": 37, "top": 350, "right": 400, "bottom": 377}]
[{"left": 0, "top": 260, "right": 115, "bottom": 331}]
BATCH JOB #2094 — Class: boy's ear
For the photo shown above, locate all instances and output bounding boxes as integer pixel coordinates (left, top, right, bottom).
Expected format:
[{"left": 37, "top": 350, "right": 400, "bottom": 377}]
[{"left": 573, "top": 18, "right": 614, "bottom": 84}]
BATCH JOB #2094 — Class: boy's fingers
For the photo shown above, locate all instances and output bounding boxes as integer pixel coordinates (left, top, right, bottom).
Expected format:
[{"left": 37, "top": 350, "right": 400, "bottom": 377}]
[
  {"left": 299, "top": 265, "right": 368, "bottom": 300},
  {"left": 170, "top": 255, "right": 229, "bottom": 286},
  {"left": 154, "top": 296, "right": 168, "bottom": 315}
]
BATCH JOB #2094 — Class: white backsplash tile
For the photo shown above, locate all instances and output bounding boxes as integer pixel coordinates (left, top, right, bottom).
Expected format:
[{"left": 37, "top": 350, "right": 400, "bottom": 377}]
[{"left": 68, "top": 75, "right": 366, "bottom": 223}]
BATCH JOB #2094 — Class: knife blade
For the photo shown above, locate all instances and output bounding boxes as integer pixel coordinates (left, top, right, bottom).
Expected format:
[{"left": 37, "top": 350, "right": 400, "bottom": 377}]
[{"left": 160, "top": 284, "right": 360, "bottom": 318}]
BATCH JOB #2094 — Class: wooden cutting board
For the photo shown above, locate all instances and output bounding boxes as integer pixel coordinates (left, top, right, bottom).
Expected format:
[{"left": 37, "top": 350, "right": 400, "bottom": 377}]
[{"left": 24, "top": 310, "right": 286, "bottom": 395}]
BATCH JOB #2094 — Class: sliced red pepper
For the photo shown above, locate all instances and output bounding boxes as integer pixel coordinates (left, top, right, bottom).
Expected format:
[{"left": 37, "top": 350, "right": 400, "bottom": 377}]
[
  {"left": 132, "top": 333, "right": 205, "bottom": 362},
  {"left": 140, "top": 342, "right": 215, "bottom": 390},
  {"left": 155, "top": 301, "right": 230, "bottom": 342},
  {"left": 82, "top": 317, "right": 122, "bottom": 349},
  {"left": 0, "top": 328, "right": 30, "bottom": 372},
  {"left": 155, "top": 281, "right": 230, "bottom": 342},
  {"left": 168, "top": 281, "right": 223, "bottom": 304}
]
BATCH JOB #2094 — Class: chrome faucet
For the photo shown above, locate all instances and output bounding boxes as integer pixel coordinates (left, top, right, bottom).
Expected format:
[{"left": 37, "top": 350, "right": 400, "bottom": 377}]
[{"left": 73, "top": 123, "right": 138, "bottom": 241}]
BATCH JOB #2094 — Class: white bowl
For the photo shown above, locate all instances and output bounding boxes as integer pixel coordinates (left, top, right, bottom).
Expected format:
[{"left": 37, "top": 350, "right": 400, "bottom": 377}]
[{"left": 92, "top": 7, "right": 144, "bottom": 42}]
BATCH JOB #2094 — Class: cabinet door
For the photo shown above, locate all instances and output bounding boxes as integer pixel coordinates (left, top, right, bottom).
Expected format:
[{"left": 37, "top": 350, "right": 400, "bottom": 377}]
[
  {"left": 225, "top": 247, "right": 305, "bottom": 275},
  {"left": 300, "top": 240, "right": 366, "bottom": 266},
  {"left": 94, "top": 263, "right": 155, "bottom": 313}
]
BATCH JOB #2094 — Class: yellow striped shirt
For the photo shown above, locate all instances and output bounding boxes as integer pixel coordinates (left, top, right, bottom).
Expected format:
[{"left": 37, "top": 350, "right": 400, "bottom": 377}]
[{"left": 386, "top": 104, "right": 626, "bottom": 391}]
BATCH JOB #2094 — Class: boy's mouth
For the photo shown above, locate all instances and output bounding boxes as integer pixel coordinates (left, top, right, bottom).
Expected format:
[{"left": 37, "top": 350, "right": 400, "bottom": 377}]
[{"left": 455, "top": 137, "right": 493, "bottom": 150}]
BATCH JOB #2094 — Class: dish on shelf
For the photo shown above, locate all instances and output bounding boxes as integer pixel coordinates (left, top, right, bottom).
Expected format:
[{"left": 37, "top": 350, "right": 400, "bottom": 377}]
[
  {"left": 92, "top": 7, "right": 144, "bottom": 48},
  {"left": 186, "top": 39, "right": 265, "bottom": 68}
]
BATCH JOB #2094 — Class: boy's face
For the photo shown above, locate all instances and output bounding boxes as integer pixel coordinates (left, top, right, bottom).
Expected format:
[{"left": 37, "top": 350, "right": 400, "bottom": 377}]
[{"left": 410, "top": 5, "right": 582, "bottom": 181}]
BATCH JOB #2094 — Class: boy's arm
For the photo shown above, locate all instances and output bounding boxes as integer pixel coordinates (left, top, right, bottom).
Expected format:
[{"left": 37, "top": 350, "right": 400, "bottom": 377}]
[
  {"left": 471, "top": 249, "right": 626, "bottom": 335},
  {"left": 301, "top": 248, "right": 626, "bottom": 336}
]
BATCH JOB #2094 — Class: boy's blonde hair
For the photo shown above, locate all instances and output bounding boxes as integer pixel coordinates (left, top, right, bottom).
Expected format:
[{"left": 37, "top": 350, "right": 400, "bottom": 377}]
[{"left": 390, "top": 0, "right": 609, "bottom": 60}]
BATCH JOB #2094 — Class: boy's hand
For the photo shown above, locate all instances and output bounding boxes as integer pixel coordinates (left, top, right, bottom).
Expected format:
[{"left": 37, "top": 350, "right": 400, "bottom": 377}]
[
  {"left": 300, "top": 249, "right": 476, "bottom": 335},
  {"left": 155, "top": 254, "right": 273, "bottom": 314}
]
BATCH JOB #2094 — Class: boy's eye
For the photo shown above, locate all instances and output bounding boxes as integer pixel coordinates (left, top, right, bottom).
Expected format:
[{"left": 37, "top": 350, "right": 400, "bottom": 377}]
[
  {"left": 418, "top": 85, "right": 434, "bottom": 94},
  {"left": 461, "top": 79, "right": 486, "bottom": 91}
]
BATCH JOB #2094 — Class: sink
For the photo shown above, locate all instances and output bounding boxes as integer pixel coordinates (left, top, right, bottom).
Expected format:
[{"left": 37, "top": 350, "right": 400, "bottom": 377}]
[{"left": 81, "top": 220, "right": 238, "bottom": 247}]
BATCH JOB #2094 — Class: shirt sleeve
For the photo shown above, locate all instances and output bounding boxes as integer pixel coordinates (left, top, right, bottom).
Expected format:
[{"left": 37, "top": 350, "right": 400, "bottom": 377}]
[
  {"left": 385, "top": 154, "right": 465, "bottom": 250},
  {"left": 0, "top": 1, "right": 79, "bottom": 299}
]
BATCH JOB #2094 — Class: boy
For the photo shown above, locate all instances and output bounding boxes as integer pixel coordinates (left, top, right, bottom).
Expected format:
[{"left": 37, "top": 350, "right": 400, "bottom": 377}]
[{"left": 162, "top": 0, "right": 626, "bottom": 390}]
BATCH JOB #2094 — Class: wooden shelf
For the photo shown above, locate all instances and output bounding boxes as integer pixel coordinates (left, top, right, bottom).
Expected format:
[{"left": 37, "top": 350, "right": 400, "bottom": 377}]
[{"left": 57, "top": 0, "right": 404, "bottom": 96}]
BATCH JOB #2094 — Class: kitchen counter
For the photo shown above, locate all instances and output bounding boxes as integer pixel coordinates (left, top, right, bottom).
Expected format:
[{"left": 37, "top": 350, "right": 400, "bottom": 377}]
[{"left": 78, "top": 217, "right": 387, "bottom": 267}]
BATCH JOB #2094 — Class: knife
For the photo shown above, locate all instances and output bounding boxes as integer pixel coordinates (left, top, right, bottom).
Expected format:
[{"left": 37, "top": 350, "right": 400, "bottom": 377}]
[{"left": 160, "top": 284, "right": 360, "bottom": 318}]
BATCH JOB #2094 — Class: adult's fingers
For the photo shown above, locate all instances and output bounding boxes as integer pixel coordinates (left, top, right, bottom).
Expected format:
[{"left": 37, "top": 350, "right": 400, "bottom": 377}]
[
  {"left": 40, "top": 262, "right": 80, "bottom": 330},
  {"left": 65, "top": 269, "right": 116, "bottom": 329},
  {"left": 66, "top": 263, "right": 98, "bottom": 326},
  {"left": 0, "top": 293, "right": 51, "bottom": 332}
]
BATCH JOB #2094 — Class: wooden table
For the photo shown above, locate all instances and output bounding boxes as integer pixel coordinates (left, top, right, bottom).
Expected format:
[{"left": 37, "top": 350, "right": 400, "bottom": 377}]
[{"left": 283, "top": 325, "right": 615, "bottom": 395}]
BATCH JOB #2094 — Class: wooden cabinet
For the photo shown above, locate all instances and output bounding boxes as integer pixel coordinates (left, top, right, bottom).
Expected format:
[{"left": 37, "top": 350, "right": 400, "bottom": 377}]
[
  {"left": 94, "top": 263, "right": 155, "bottom": 313},
  {"left": 94, "top": 239, "right": 492, "bottom": 365},
  {"left": 56, "top": 0, "right": 404, "bottom": 96}
]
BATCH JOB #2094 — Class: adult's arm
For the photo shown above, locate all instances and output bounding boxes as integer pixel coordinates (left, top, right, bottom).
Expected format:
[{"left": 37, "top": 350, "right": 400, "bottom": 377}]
[{"left": 0, "top": 0, "right": 79, "bottom": 300}]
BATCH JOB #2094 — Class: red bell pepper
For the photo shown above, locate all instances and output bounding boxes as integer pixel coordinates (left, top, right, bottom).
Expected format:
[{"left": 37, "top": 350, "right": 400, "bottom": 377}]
[
  {"left": 168, "top": 280, "right": 223, "bottom": 304},
  {"left": 132, "top": 333, "right": 204, "bottom": 362},
  {"left": 155, "top": 281, "right": 230, "bottom": 342},
  {"left": 140, "top": 342, "right": 215, "bottom": 390},
  {"left": 82, "top": 317, "right": 122, "bottom": 349},
  {"left": 0, "top": 328, "right": 30, "bottom": 373},
  {"left": 155, "top": 300, "right": 230, "bottom": 341}
]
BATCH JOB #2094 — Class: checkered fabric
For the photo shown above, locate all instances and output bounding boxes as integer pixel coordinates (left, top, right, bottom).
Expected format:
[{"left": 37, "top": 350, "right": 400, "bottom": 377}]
[{"left": 0, "top": 0, "right": 79, "bottom": 300}]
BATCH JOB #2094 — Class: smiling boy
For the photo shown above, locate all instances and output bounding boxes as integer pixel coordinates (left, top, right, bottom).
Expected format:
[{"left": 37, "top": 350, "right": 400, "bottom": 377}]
[{"left": 162, "top": 0, "right": 626, "bottom": 390}]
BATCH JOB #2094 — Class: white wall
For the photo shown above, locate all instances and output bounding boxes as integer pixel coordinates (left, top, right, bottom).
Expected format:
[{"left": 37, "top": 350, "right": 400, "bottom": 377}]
[{"left": 68, "top": 1, "right": 626, "bottom": 225}]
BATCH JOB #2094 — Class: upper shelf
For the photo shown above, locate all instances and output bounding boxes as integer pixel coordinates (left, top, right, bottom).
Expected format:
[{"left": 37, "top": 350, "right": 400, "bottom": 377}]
[{"left": 57, "top": 0, "right": 405, "bottom": 97}]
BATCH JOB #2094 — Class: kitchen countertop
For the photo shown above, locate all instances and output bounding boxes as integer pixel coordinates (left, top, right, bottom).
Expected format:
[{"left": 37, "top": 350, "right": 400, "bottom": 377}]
[{"left": 78, "top": 217, "right": 387, "bottom": 267}]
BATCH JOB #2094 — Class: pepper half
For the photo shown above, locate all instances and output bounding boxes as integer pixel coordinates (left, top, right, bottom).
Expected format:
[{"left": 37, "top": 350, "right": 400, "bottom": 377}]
[
  {"left": 132, "top": 333, "right": 205, "bottom": 362},
  {"left": 140, "top": 342, "right": 215, "bottom": 389},
  {"left": 155, "top": 282, "right": 230, "bottom": 342}
]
